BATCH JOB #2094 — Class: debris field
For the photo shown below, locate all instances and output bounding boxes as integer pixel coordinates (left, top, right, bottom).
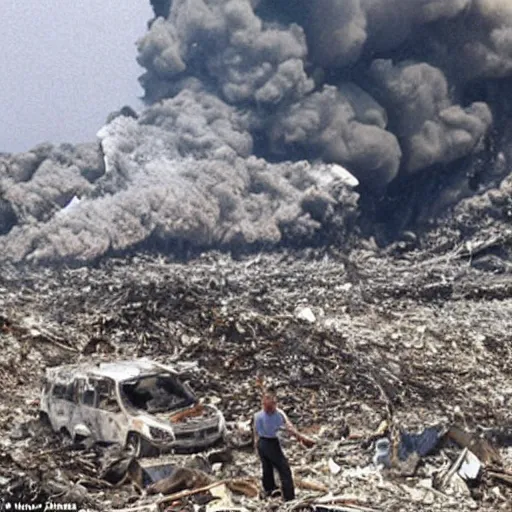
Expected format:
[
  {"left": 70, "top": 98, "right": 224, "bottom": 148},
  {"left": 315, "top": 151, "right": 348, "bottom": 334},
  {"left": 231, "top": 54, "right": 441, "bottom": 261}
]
[{"left": 1, "top": 243, "right": 512, "bottom": 511}]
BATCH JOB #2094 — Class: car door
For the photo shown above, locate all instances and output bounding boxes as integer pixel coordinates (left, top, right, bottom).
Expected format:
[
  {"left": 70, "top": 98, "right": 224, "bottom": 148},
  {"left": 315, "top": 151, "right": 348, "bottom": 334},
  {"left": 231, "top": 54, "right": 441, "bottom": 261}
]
[
  {"left": 90, "top": 377, "right": 126, "bottom": 444},
  {"left": 77, "top": 378, "right": 102, "bottom": 440},
  {"left": 67, "top": 378, "right": 93, "bottom": 439},
  {"left": 47, "top": 382, "right": 76, "bottom": 433}
]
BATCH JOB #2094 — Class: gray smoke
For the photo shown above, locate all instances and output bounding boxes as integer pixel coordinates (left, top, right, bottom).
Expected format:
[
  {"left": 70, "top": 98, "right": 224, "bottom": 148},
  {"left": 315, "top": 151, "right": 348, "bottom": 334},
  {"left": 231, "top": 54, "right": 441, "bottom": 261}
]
[
  {"left": 0, "top": 91, "right": 358, "bottom": 263},
  {"left": 369, "top": 59, "right": 492, "bottom": 173},
  {"left": 138, "top": 0, "right": 314, "bottom": 104},
  {"left": 2, "top": 0, "right": 512, "bottom": 263},
  {"left": 270, "top": 84, "right": 402, "bottom": 188},
  {"left": 137, "top": 0, "right": 500, "bottom": 182}
]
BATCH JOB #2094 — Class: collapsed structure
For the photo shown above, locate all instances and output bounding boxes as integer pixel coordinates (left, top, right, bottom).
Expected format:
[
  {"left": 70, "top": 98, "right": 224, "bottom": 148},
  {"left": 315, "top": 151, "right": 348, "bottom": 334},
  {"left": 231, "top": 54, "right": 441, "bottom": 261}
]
[{"left": 1, "top": 245, "right": 512, "bottom": 510}]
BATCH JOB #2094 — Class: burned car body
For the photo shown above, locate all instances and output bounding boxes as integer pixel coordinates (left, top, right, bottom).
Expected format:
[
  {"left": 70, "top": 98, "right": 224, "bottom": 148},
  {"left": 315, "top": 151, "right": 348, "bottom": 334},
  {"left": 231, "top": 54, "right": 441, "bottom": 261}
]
[{"left": 39, "top": 359, "right": 226, "bottom": 455}]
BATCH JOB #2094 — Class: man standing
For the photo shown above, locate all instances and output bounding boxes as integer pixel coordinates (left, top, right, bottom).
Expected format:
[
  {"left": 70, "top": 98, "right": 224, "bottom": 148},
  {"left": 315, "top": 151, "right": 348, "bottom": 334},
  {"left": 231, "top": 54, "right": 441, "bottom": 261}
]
[{"left": 253, "top": 391, "right": 314, "bottom": 502}]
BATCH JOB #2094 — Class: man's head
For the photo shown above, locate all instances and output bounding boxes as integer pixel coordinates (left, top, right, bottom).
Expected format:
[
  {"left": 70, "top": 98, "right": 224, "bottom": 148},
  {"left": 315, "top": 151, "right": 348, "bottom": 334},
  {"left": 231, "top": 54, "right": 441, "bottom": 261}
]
[{"left": 262, "top": 391, "right": 277, "bottom": 414}]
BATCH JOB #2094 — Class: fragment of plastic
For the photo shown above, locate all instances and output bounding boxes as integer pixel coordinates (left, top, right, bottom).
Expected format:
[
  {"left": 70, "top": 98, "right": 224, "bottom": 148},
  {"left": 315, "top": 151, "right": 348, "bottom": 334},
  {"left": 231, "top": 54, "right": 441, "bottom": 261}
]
[
  {"left": 398, "top": 426, "right": 443, "bottom": 461},
  {"left": 373, "top": 437, "right": 391, "bottom": 468}
]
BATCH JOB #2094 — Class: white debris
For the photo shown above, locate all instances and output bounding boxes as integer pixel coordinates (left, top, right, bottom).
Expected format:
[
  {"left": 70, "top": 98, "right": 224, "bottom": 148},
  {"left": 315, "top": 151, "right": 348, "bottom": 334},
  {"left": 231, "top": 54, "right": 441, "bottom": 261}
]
[
  {"left": 445, "top": 472, "right": 471, "bottom": 497},
  {"left": 206, "top": 484, "right": 238, "bottom": 511},
  {"left": 212, "top": 462, "right": 223, "bottom": 474},
  {"left": 328, "top": 457, "right": 342, "bottom": 475},
  {"left": 308, "top": 162, "right": 359, "bottom": 190},
  {"left": 372, "top": 437, "right": 391, "bottom": 468},
  {"left": 295, "top": 306, "right": 316, "bottom": 323},
  {"left": 55, "top": 195, "right": 82, "bottom": 218},
  {"left": 459, "top": 450, "right": 482, "bottom": 481},
  {"left": 329, "top": 163, "right": 360, "bottom": 188}
]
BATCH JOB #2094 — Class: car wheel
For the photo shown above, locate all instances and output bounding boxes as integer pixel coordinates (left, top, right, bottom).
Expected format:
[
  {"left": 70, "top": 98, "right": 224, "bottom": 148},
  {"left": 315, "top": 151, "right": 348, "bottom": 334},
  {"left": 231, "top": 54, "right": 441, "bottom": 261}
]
[
  {"left": 126, "top": 432, "right": 142, "bottom": 457},
  {"left": 126, "top": 432, "right": 158, "bottom": 457},
  {"left": 59, "top": 428, "right": 73, "bottom": 447},
  {"left": 74, "top": 433, "right": 91, "bottom": 449},
  {"left": 39, "top": 411, "right": 51, "bottom": 427}
]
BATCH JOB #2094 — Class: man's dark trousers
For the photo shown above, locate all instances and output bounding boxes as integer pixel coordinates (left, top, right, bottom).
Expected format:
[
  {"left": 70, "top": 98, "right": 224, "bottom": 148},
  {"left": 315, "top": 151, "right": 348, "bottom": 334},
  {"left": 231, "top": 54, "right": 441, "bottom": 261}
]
[{"left": 257, "top": 437, "right": 295, "bottom": 501}]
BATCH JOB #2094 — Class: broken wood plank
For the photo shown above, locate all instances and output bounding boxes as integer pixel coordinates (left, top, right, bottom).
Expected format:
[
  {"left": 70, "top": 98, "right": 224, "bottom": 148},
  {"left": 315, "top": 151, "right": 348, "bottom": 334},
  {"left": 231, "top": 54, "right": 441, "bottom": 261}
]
[
  {"left": 295, "top": 477, "right": 329, "bottom": 493},
  {"left": 156, "top": 479, "right": 230, "bottom": 505},
  {"left": 109, "top": 504, "right": 158, "bottom": 512},
  {"left": 488, "top": 471, "right": 512, "bottom": 487},
  {"left": 169, "top": 402, "right": 205, "bottom": 423}
]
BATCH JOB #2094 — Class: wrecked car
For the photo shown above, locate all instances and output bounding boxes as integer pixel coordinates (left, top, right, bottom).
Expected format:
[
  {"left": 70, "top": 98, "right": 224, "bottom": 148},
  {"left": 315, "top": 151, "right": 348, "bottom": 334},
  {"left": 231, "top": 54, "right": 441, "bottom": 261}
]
[{"left": 39, "top": 359, "right": 226, "bottom": 456}]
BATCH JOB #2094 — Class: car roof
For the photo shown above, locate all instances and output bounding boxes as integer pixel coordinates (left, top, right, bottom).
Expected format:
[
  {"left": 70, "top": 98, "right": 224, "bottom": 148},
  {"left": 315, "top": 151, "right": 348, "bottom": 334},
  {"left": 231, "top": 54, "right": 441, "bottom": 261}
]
[{"left": 45, "top": 359, "right": 179, "bottom": 384}]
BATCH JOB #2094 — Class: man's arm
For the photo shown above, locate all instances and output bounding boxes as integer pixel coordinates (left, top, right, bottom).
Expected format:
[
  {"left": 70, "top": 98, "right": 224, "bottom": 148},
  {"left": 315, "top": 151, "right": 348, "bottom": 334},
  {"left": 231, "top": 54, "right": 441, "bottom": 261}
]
[
  {"left": 279, "top": 409, "right": 315, "bottom": 447},
  {"left": 280, "top": 409, "right": 300, "bottom": 438},
  {"left": 253, "top": 414, "right": 259, "bottom": 453}
]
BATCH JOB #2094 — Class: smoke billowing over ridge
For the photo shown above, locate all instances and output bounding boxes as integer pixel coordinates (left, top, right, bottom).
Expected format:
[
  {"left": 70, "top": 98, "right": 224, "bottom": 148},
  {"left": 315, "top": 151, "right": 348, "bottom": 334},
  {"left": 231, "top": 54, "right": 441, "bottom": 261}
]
[{"left": 2, "top": 0, "right": 512, "bottom": 263}]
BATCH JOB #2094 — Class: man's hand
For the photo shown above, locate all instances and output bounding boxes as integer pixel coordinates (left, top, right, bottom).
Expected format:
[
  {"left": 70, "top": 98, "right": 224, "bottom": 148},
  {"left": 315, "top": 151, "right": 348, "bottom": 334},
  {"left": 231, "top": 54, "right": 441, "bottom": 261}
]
[
  {"left": 280, "top": 409, "right": 316, "bottom": 447},
  {"left": 298, "top": 433, "right": 316, "bottom": 448},
  {"left": 288, "top": 429, "right": 316, "bottom": 447}
]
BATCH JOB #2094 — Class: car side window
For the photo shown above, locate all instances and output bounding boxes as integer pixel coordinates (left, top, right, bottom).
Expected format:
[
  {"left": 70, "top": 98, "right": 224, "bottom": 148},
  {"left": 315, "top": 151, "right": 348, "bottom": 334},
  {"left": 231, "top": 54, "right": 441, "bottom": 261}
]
[
  {"left": 64, "top": 382, "right": 74, "bottom": 402},
  {"left": 82, "top": 388, "right": 96, "bottom": 406},
  {"left": 52, "top": 383, "right": 74, "bottom": 402},
  {"left": 74, "top": 378, "right": 85, "bottom": 404},
  {"left": 79, "top": 379, "right": 97, "bottom": 407},
  {"left": 42, "top": 378, "right": 51, "bottom": 394},
  {"left": 93, "top": 378, "right": 121, "bottom": 413},
  {"left": 52, "top": 384, "right": 65, "bottom": 399}
]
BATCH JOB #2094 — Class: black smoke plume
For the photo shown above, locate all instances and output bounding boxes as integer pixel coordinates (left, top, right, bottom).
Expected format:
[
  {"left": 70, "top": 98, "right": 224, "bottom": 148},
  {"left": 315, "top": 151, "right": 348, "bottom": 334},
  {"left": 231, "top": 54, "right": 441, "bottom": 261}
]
[{"left": 1, "top": 0, "right": 512, "bottom": 263}]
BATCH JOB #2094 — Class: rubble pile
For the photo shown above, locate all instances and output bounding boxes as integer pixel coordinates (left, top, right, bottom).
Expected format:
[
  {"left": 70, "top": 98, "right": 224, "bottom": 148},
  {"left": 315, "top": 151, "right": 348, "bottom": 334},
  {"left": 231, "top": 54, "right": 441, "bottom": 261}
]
[{"left": 1, "top": 241, "right": 512, "bottom": 510}]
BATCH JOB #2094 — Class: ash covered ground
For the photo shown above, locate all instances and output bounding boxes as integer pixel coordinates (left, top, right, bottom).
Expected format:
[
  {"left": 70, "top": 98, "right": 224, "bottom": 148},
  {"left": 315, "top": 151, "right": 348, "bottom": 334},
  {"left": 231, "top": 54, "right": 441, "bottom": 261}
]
[{"left": 1, "top": 221, "right": 512, "bottom": 510}]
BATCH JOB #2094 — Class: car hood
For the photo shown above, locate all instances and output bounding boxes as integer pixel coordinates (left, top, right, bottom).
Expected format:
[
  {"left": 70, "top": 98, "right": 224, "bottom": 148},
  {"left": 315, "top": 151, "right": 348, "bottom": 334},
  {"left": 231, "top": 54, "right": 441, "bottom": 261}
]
[{"left": 135, "top": 403, "right": 222, "bottom": 430}]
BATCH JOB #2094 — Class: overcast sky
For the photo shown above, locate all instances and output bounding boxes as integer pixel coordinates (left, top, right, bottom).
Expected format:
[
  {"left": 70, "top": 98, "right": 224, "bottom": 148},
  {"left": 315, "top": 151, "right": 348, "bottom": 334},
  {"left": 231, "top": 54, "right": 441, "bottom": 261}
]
[{"left": 0, "top": 1, "right": 152, "bottom": 153}]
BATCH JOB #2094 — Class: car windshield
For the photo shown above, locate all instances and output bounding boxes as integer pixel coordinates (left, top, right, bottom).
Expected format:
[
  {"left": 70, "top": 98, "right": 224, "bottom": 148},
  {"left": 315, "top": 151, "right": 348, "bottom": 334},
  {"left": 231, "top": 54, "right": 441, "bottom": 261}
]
[{"left": 121, "top": 373, "right": 196, "bottom": 413}]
